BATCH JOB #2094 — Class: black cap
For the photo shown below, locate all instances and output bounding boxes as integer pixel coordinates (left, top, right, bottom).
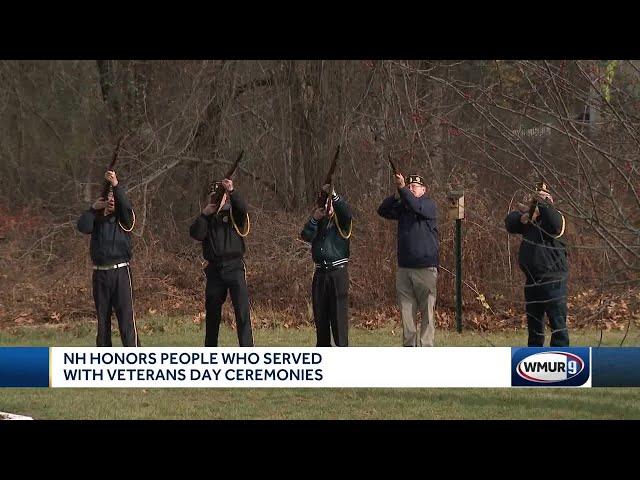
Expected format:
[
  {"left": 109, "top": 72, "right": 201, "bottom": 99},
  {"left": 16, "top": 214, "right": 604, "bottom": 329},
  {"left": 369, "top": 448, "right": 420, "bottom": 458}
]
[{"left": 406, "top": 174, "right": 425, "bottom": 186}]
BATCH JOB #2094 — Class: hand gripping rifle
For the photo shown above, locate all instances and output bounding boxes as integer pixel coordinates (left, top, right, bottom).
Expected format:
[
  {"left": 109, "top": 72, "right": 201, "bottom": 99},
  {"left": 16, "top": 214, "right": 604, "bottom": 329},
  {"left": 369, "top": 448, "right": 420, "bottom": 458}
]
[
  {"left": 97, "top": 135, "right": 125, "bottom": 216},
  {"left": 527, "top": 180, "right": 547, "bottom": 223},
  {"left": 209, "top": 150, "right": 244, "bottom": 206}
]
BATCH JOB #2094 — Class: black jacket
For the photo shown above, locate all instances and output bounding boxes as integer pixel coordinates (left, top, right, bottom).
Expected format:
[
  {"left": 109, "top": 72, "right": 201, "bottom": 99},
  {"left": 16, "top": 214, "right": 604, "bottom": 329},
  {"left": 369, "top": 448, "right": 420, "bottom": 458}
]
[
  {"left": 377, "top": 188, "right": 439, "bottom": 268},
  {"left": 300, "top": 192, "right": 352, "bottom": 267},
  {"left": 505, "top": 203, "right": 568, "bottom": 281},
  {"left": 77, "top": 184, "right": 135, "bottom": 266},
  {"left": 189, "top": 190, "right": 249, "bottom": 263}
]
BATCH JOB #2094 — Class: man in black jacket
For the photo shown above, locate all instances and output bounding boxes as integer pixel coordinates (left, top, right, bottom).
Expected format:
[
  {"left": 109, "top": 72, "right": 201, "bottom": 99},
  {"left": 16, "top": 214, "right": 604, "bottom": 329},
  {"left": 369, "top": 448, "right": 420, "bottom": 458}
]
[
  {"left": 301, "top": 184, "right": 353, "bottom": 347},
  {"left": 505, "top": 187, "right": 569, "bottom": 346},
  {"left": 77, "top": 170, "right": 140, "bottom": 347},
  {"left": 378, "top": 173, "right": 439, "bottom": 347},
  {"left": 190, "top": 178, "right": 253, "bottom": 347}
]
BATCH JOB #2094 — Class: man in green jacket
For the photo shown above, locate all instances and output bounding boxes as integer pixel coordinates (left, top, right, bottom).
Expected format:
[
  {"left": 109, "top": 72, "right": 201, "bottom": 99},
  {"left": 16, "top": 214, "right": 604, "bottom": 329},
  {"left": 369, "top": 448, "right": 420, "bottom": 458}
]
[{"left": 300, "top": 184, "right": 353, "bottom": 347}]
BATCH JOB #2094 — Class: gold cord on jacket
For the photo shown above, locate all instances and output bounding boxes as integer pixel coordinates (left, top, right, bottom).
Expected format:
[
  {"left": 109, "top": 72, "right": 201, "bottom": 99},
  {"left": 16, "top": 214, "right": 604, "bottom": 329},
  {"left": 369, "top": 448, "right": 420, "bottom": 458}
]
[
  {"left": 119, "top": 209, "right": 135, "bottom": 232},
  {"left": 230, "top": 209, "right": 250, "bottom": 237},
  {"left": 552, "top": 213, "right": 566, "bottom": 239},
  {"left": 332, "top": 212, "right": 352, "bottom": 240}
]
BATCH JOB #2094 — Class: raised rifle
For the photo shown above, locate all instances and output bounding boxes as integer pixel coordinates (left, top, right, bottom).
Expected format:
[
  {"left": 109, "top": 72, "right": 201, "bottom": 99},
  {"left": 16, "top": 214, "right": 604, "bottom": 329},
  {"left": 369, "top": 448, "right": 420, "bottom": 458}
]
[
  {"left": 97, "top": 135, "right": 125, "bottom": 216},
  {"left": 209, "top": 150, "right": 244, "bottom": 207},
  {"left": 317, "top": 145, "right": 341, "bottom": 208},
  {"left": 387, "top": 153, "right": 401, "bottom": 177},
  {"left": 528, "top": 181, "right": 547, "bottom": 223}
]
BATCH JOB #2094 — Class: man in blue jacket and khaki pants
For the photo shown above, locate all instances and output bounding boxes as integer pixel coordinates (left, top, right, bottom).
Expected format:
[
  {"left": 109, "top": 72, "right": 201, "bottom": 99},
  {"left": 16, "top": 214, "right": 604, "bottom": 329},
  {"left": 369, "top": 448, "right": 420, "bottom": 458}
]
[{"left": 378, "top": 173, "right": 439, "bottom": 347}]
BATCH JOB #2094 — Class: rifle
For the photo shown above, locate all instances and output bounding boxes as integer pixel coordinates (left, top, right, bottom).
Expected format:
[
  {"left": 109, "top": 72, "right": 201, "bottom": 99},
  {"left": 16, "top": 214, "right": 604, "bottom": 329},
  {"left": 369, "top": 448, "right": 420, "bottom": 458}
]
[
  {"left": 317, "top": 145, "right": 341, "bottom": 208},
  {"left": 528, "top": 181, "right": 547, "bottom": 223},
  {"left": 97, "top": 135, "right": 125, "bottom": 215},
  {"left": 387, "top": 153, "right": 401, "bottom": 177},
  {"left": 209, "top": 150, "right": 244, "bottom": 206}
]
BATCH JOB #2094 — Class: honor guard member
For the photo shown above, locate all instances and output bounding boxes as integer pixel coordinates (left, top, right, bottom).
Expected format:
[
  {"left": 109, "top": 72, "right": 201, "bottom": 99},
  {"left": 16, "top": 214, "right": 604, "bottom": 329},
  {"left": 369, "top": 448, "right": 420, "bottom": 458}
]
[
  {"left": 77, "top": 170, "right": 140, "bottom": 347},
  {"left": 189, "top": 178, "right": 253, "bottom": 347},
  {"left": 300, "top": 184, "right": 353, "bottom": 347},
  {"left": 378, "top": 173, "right": 439, "bottom": 347},
  {"left": 505, "top": 185, "right": 569, "bottom": 346}
]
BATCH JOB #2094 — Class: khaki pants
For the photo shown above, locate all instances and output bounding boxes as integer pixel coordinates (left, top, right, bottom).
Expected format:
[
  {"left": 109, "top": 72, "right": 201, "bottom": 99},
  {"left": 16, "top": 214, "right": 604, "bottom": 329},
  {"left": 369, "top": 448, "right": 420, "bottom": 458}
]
[{"left": 396, "top": 267, "right": 438, "bottom": 347}]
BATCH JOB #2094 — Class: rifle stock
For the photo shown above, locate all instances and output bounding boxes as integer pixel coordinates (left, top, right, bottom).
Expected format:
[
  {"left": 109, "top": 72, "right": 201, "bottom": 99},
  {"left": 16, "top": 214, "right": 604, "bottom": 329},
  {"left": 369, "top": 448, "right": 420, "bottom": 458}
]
[
  {"left": 387, "top": 154, "right": 400, "bottom": 177},
  {"left": 97, "top": 135, "right": 125, "bottom": 215},
  {"left": 317, "top": 145, "right": 341, "bottom": 207}
]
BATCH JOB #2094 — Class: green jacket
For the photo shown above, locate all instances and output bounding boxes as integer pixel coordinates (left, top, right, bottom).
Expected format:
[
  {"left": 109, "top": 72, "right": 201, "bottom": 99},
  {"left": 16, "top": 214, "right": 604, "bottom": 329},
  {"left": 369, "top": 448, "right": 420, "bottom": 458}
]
[{"left": 300, "top": 193, "right": 352, "bottom": 267}]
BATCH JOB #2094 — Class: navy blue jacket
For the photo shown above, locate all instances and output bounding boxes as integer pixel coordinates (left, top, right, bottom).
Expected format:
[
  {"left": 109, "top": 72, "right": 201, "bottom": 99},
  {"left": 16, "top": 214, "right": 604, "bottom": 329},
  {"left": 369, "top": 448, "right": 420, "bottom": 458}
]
[
  {"left": 505, "top": 203, "right": 568, "bottom": 281},
  {"left": 189, "top": 190, "right": 249, "bottom": 263},
  {"left": 377, "top": 188, "right": 439, "bottom": 268},
  {"left": 77, "top": 184, "right": 135, "bottom": 266}
]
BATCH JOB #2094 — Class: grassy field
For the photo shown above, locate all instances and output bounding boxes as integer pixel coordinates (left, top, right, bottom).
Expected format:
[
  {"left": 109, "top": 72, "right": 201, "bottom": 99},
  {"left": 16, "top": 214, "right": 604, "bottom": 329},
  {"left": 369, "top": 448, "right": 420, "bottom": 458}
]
[{"left": 1, "top": 317, "right": 639, "bottom": 420}]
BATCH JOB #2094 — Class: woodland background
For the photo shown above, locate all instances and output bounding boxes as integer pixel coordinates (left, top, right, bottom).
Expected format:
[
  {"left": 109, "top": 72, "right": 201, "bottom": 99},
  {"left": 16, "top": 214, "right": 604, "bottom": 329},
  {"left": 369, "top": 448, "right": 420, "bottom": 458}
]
[{"left": 1, "top": 60, "right": 638, "bottom": 335}]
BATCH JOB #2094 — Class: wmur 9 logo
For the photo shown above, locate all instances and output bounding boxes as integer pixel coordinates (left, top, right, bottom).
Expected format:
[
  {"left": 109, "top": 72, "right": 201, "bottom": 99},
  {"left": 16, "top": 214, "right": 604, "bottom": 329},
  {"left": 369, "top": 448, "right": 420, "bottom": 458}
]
[{"left": 511, "top": 348, "right": 591, "bottom": 387}]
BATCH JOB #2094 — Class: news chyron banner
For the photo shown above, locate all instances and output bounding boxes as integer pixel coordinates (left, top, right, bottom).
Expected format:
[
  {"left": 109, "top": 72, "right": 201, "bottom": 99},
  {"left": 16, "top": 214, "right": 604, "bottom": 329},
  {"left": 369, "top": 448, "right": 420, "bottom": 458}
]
[
  {"left": 50, "top": 348, "right": 510, "bottom": 388},
  {"left": 1, "top": 347, "right": 640, "bottom": 388}
]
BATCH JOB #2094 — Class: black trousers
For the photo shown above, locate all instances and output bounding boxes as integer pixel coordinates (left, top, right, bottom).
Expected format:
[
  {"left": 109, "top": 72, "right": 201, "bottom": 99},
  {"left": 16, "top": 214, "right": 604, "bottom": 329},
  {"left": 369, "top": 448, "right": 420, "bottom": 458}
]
[
  {"left": 524, "top": 277, "right": 569, "bottom": 347},
  {"left": 312, "top": 266, "right": 349, "bottom": 347},
  {"left": 92, "top": 266, "right": 140, "bottom": 347},
  {"left": 205, "top": 259, "right": 253, "bottom": 347}
]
